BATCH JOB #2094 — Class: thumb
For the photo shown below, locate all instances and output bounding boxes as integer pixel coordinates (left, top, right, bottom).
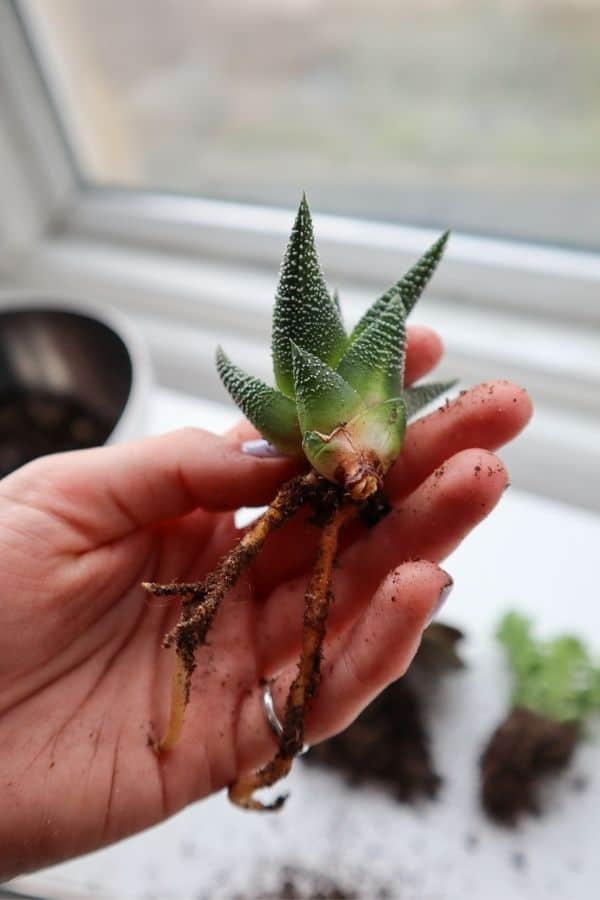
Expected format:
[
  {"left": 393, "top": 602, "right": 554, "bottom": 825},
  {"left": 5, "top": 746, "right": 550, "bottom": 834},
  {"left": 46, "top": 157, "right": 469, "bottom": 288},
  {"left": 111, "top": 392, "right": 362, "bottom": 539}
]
[{"left": 2, "top": 427, "right": 302, "bottom": 541}]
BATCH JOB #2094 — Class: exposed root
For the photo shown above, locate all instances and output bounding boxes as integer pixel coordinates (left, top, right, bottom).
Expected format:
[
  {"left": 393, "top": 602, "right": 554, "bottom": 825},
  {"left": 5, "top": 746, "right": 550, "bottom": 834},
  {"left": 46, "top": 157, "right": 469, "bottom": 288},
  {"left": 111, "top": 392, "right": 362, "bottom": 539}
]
[
  {"left": 146, "top": 471, "right": 319, "bottom": 755},
  {"left": 156, "top": 654, "right": 188, "bottom": 753},
  {"left": 228, "top": 503, "right": 356, "bottom": 810}
]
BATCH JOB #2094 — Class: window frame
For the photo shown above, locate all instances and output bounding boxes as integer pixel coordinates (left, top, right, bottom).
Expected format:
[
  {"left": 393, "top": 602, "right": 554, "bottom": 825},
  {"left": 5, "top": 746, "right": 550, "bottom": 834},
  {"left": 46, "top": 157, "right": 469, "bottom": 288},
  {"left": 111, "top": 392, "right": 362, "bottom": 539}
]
[{"left": 6, "top": 0, "right": 600, "bottom": 328}]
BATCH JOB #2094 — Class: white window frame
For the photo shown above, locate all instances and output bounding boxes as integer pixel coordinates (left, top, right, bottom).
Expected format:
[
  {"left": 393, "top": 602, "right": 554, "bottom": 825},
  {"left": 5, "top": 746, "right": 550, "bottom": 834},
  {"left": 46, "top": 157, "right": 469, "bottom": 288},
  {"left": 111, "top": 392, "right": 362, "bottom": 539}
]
[{"left": 0, "top": 0, "right": 599, "bottom": 511}]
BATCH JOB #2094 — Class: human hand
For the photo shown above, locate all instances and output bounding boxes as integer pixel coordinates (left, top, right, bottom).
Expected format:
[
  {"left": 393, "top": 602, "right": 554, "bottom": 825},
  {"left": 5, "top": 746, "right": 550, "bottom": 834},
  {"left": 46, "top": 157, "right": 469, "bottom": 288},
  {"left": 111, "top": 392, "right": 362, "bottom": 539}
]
[{"left": 0, "top": 325, "right": 531, "bottom": 877}]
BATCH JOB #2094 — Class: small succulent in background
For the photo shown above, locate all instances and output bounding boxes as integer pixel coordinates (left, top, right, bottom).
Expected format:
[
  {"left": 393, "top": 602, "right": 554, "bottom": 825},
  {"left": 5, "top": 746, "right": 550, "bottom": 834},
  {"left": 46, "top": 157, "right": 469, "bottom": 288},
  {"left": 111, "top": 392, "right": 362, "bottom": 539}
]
[
  {"left": 217, "top": 195, "right": 454, "bottom": 499},
  {"left": 481, "top": 611, "right": 600, "bottom": 824},
  {"left": 144, "top": 195, "right": 455, "bottom": 810}
]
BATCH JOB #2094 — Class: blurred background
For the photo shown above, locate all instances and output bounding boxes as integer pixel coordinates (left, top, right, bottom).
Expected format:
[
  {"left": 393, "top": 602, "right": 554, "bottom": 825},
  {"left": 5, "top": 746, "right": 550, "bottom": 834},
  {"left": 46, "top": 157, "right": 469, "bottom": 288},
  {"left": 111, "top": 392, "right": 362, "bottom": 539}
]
[
  {"left": 28, "top": 0, "right": 600, "bottom": 248},
  {"left": 0, "top": 1, "right": 599, "bottom": 898}
]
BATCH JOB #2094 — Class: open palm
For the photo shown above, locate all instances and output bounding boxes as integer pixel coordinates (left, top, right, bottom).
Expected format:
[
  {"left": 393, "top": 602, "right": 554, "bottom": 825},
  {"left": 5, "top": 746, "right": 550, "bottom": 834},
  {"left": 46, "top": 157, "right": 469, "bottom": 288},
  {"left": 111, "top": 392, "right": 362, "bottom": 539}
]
[{"left": 0, "top": 326, "right": 531, "bottom": 878}]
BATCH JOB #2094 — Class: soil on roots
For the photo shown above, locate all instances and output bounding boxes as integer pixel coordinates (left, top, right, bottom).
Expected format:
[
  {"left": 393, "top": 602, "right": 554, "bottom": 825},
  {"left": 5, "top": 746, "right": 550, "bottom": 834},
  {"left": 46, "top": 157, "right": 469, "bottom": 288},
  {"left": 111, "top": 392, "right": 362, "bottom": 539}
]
[{"left": 480, "top": 706, "right": 580, "bottom": 825}]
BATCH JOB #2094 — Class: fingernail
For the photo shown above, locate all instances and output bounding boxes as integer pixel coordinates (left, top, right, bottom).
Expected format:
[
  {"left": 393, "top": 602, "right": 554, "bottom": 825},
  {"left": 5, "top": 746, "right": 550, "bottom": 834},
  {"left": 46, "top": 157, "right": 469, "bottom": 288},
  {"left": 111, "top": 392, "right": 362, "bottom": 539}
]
[
  {"left": 428, "top": 571, "right": 454, "bottom": 623},
  {"left": 241, "top": 438, "right": 286, "bottom": 458}
]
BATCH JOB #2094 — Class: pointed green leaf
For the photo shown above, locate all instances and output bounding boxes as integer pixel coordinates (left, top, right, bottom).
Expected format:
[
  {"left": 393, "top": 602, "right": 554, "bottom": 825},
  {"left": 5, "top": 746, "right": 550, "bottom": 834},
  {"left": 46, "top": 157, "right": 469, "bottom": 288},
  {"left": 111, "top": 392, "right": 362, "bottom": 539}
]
[
  {"left": 272, "top": 195, "right": 347, "bottom": 397},
  {"left": 350, "top": 231, "right": 450, "bottom": 342},
  {"left": 216, "top": 347, "right": 301, "bottom": 454},
  {"left": 403, "top": 379, "right": 458, "bottom": 419},
  {"left": 291, "top": 341, "right": 363, "bottom": 435},
  {"left": 401, "top": 230, "right": 450, "bottom": 315},
  {"left": 336, "top": 297, "right": 406, "bottom": 403}
]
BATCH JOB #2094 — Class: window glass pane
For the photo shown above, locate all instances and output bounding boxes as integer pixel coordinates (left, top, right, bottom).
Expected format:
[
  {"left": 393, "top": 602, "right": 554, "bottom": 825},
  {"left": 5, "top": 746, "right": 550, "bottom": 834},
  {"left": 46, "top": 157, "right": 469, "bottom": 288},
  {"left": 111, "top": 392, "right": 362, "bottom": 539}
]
[{"left": 24, "top": 0, "right": 600, "bottom": 249}]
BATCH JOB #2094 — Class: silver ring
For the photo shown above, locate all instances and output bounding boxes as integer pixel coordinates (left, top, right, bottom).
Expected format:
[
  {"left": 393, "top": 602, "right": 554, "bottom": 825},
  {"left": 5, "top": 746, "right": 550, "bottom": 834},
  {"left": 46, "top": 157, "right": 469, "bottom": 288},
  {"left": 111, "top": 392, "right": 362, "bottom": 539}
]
[{"left": 261, "top": 681, "right": 310, "bottom": 756}]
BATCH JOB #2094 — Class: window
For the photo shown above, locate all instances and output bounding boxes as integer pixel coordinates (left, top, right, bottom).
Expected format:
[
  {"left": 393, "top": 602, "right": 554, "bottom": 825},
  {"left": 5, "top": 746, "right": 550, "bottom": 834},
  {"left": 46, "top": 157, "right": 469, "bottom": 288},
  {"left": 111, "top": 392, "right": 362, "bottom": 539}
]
[
  {"left": 1, "top": 0, "right": 599, "bottom": 511},
  {"left": 23, "top": 0, "right": 600, "bottom": 250}
]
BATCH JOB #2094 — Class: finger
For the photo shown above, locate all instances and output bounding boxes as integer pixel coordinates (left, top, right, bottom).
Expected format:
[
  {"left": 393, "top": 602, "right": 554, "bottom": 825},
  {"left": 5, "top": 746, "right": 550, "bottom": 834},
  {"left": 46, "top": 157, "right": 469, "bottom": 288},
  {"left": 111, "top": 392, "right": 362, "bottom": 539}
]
[
  {"left": 385, "top": 380, "right": 532, "bottom": 501},
  {"left": 235, "top": 561, "right": 449, "bottom": 774},
  {"left": 340, "top": 448, "right": 508, "bottom": 595},
  {"left": 2, "top": 427, "right": 301, "bottom": 544},
  {"left": 224, "top": 325, "right": 444, "bottom": 447},
  {"left": 253, "top": 449, "right": 504, "bottom": 676},
  {"left": 251, "top": 382, "right": 529, "bottom": 595},
  {"left": 403, "top": 324, "right": 443, "bottom": 386}
]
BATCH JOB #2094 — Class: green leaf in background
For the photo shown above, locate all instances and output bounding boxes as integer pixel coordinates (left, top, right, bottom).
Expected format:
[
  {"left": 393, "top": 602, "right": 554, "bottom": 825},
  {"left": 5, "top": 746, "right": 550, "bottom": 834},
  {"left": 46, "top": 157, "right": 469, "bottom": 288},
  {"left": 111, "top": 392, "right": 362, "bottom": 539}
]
[
  {"left": 497, "top": 611, "right": 600, "bottom": 724},
  {"left": 272, "top": 195, "right": 347, "bottom": 397}
]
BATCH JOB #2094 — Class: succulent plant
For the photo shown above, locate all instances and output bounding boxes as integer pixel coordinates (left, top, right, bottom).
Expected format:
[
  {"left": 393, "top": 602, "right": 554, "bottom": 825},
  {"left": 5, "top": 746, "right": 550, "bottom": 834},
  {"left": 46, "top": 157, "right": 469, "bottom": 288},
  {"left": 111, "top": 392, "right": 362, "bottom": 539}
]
[
  {"left": 144, "top": 195, "right": 456, "bottom": 812},
  {"left": 217, "top": 195, "right": 454, "bottom": 499},
  {"left": 497, "top": 611, "right": 600, "bottom": 724},
  {"left": 481, "top": 612, "right": 600, "bottom": 824}
]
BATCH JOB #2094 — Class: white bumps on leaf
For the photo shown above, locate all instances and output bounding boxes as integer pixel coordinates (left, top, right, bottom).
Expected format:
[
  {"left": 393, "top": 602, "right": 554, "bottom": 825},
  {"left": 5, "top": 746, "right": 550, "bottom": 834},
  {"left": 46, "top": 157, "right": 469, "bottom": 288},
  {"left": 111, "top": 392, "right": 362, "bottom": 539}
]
[
  {"left": 291, "top": 341, "right": 363, "bottom": 435},
  {"left": 216, "top": 347, "right": 301, "bottom": 454},
  {"left": 337, "top": 297, "right": 406, "bottom": 403},
  {"left": 216, "top": 194, "right": 454, "bottom": 490},
  {"left": 351, "top": 230, "right": 449, "bottom": 343},
  {"left": 272, "top": 195, "right": 347, "bottom": 398}
]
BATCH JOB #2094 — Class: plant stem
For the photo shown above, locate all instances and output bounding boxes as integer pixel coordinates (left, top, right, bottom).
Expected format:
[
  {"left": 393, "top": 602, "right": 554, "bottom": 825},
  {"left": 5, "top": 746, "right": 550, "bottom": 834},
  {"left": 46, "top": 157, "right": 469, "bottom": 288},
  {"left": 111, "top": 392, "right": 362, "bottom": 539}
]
[
  {"left": 228, "top": 502, "right": 356, "bottom": 810},
  {"left": 149, "top": 472, "right": 317, "bottom": 755}
]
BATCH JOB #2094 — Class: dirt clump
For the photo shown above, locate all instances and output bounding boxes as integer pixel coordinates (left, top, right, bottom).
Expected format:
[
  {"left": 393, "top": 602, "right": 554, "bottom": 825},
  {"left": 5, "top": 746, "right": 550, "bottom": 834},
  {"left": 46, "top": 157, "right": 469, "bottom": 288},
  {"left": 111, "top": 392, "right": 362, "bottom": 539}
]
[{"left": 480, "top": 706, "right": 580, "bottom": 824}]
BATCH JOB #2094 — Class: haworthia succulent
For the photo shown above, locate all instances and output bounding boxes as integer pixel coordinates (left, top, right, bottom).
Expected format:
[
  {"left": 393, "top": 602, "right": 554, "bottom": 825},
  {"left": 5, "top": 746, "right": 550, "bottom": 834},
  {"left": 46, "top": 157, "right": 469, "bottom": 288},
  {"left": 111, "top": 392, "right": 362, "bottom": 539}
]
[
  {"left": 291, "top": 342, "right": 363, "bottom": 435},
  {"left": 336, "top": 297, "right": 406, "bottom": 403},
  {"left": 272, "top": 195, "right": 347, "bottom": 398},
  {"left": 497, "top": 612, "right": 600, "bottom": 724},
  {"left": 216, "top": 347, "right": 301, "bottom": 454},
  {"left": 216, "top": 195, "right": 456, "bottom": 495},
  {"left": 403, "top": 379, "right": 458, "bottom": 419},
  {"left": 350, "top": 231, "right": 449, "bottom": 343}
]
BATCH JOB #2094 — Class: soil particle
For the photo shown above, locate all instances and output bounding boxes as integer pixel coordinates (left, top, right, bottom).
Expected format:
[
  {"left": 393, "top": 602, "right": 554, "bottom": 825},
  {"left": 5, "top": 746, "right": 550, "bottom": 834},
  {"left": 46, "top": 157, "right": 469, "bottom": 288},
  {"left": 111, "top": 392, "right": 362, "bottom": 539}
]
[
  {"left": 571, "top": 774, "right": 588, "bottom": 793},
  {"left": 480, "top": 706, "right": 580, "bottom": 825},
  {"left": 0, "top": 388, "right": 112, "bottom": 477},
  {"left": 511, "top": 851, "right": 527, "bottom": 871},
  {"left": 464, "top": 832, "right": 479, "bottom": 851}
]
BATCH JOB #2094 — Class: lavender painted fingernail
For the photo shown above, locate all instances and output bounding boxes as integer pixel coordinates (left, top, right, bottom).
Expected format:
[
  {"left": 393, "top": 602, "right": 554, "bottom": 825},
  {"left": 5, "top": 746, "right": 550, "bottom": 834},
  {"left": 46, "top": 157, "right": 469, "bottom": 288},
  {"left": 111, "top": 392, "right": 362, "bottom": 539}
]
[
  {"left": 241, "top": 438, "right": 286, "bottom": 458},
  {"left": 428, "top": 572, "right": 454, "bottom": 623}
]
